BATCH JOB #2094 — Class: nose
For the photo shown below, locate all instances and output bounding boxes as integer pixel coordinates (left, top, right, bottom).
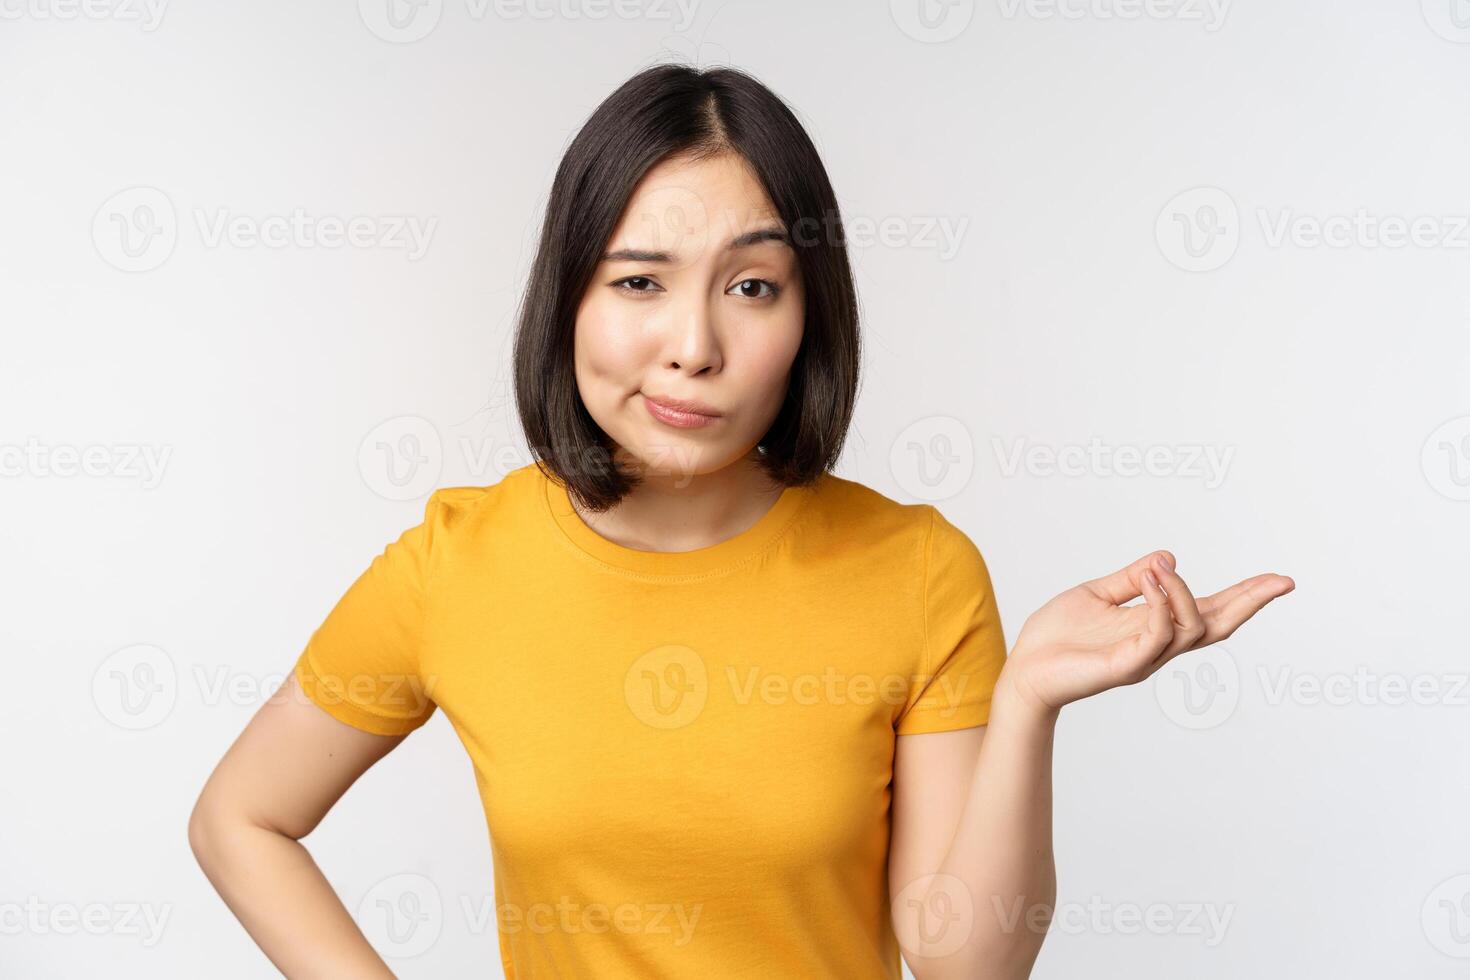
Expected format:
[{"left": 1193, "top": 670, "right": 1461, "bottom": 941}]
[{"left": 661, "top": 289, "right": 721, "bottom": 375}]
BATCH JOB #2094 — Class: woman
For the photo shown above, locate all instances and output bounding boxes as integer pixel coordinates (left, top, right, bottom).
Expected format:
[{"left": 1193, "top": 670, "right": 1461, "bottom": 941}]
[{"left": 188, "top": 64, "right": 1294, "bottom": 979}]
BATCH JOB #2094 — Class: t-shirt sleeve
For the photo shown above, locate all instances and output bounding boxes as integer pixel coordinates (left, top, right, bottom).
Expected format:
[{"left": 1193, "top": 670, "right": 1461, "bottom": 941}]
[
  {"left": 895, "top": 506, "right": 1008, "bottom": 735},
  {"left": 291, "top": 493, "right": 448, "bottom": 736}
]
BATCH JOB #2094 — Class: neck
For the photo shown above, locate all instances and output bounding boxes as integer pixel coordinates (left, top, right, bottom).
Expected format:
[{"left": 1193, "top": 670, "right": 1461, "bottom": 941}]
[{"left": 571, "top": 452, "right": 785, "bottom": 554}]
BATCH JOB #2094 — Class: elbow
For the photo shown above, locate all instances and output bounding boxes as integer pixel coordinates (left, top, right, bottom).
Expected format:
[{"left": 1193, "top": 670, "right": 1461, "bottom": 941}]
[
  {"left": 188, "top": 790, "right": 246, "bottom": 870},
  {"left": 188, "top": 790, "right": 308, "bottom": 873},
  {"left": 187, "top": 795, "right": 220, "bottom": 867}
]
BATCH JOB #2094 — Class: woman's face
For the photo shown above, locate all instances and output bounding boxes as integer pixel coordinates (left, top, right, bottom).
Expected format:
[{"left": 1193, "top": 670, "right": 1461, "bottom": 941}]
[{"left": 573, "top": 151, "right": 806, "bottom": 483}]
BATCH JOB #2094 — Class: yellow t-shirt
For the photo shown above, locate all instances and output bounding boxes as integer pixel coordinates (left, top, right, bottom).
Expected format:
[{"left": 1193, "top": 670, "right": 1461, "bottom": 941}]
[{"left": 293, "top": 461, "right": 1007, "bottom": 978}]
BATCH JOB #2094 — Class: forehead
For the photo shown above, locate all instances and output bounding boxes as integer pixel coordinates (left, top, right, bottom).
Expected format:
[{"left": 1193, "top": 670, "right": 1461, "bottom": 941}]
[{"left": 608, "top": 152, "right": 783, "bottom": 250}]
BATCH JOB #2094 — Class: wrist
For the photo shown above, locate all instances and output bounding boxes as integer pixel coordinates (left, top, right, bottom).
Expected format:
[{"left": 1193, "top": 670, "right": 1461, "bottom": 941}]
[{"left": 992, "top": 665, "right": 1061, "bottom": 728}]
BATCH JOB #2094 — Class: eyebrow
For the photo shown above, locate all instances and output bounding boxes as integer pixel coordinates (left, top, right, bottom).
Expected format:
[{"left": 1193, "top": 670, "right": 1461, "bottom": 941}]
[{"left": 600, "top": 224, "right": 790, "bottom": 263}]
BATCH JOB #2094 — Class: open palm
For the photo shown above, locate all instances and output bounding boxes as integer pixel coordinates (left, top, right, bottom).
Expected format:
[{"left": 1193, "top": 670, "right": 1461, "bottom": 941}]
[{"left": 1002, "top": 550, "right": 1295, "bottom": 713}]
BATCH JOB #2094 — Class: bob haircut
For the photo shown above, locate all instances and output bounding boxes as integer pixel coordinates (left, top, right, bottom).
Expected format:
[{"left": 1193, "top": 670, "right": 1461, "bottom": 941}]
[{"left": 513, "top": 63, "right": 861, "bottom": 512}]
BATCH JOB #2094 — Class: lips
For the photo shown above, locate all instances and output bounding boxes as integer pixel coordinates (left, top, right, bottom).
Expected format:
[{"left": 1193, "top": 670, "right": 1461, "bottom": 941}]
[
  {"left": 641, "top": 392, "right": 722, "bottom": 417},
  {"left": 641, "top": 392, "right": 723, "bottom": 429}
]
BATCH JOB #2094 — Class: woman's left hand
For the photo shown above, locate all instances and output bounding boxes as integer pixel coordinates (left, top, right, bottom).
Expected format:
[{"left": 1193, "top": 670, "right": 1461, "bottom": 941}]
[{"left": 997, "top": 550, "right": 1295, "bottom": 717}]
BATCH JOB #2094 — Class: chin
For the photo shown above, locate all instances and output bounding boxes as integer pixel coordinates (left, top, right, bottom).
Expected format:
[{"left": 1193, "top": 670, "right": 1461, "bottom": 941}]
[{"left": 632, "top": 437, "right": 732, "bottom": 478}]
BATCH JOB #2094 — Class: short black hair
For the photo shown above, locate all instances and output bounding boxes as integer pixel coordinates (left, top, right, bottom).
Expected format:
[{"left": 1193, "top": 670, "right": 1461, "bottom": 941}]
[{"left": 513, "top": 62, "right": 861, "bottom": 512}]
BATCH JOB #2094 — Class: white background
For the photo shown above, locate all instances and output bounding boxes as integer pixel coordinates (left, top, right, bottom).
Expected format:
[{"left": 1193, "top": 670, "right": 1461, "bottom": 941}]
[{"left": 2, "top": 0, "right": 1468, "bottom": 976}]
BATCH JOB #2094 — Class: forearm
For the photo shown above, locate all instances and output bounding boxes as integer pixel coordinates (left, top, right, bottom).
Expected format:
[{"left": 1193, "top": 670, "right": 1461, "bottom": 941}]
[
  {"left": 914, "top": 671, "right": 1060, "bottom": 980},
  {"left": 189, "top": 814, "right": 396, "bottom": 979}
]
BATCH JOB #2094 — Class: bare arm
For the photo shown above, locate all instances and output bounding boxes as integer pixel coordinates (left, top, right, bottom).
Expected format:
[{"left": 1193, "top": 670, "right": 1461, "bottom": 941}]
[
  {"left": 187, "top": 672, "right": 407, "bottom": 979},
  {"left": 891, "top": 550, "right": 1294, "bottom": 980},
  {"left": 891, "top": 701, "right": 1057, "bottom": 980}
]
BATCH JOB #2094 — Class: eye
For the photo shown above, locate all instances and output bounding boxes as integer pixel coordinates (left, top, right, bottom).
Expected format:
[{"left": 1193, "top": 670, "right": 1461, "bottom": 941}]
[
  {"left": 730, "top": 278, "right": 781, "bottom": 300},
  {"left": 611, "top": 276, "right": 663, "bottom": 296}
]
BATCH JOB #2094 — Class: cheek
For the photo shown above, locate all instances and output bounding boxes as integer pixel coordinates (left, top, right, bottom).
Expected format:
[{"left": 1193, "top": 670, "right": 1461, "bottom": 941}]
[
  {"left": 574, "top": 296, "right": 655, "bottom": 394},
  {"left": 732, "top": 311, "right": 804, "bottom": 401}
]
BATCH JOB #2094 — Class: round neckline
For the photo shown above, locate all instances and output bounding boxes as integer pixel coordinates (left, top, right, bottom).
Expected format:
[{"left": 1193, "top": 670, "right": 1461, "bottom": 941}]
[{"left": 540, "top": 465, "right": 816, "bottom": 578}]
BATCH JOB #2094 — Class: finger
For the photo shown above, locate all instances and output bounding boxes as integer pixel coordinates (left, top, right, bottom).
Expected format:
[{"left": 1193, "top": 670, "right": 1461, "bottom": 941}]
[
  {"left": 1149, "top": 553, "right": 1206, "bottom": 659},
  {"left": 1085, "top": 550, "right": 1177, "bottom": 605},
  {"left": 1199, "top": 573, "right": 1296, "bottom": 644},
  {"left": 1110, "top": 567, "right": 1175, "bottom": 684},
  {"left": 1197, "top": 573, "right": 1295, "bottom": 617}
]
